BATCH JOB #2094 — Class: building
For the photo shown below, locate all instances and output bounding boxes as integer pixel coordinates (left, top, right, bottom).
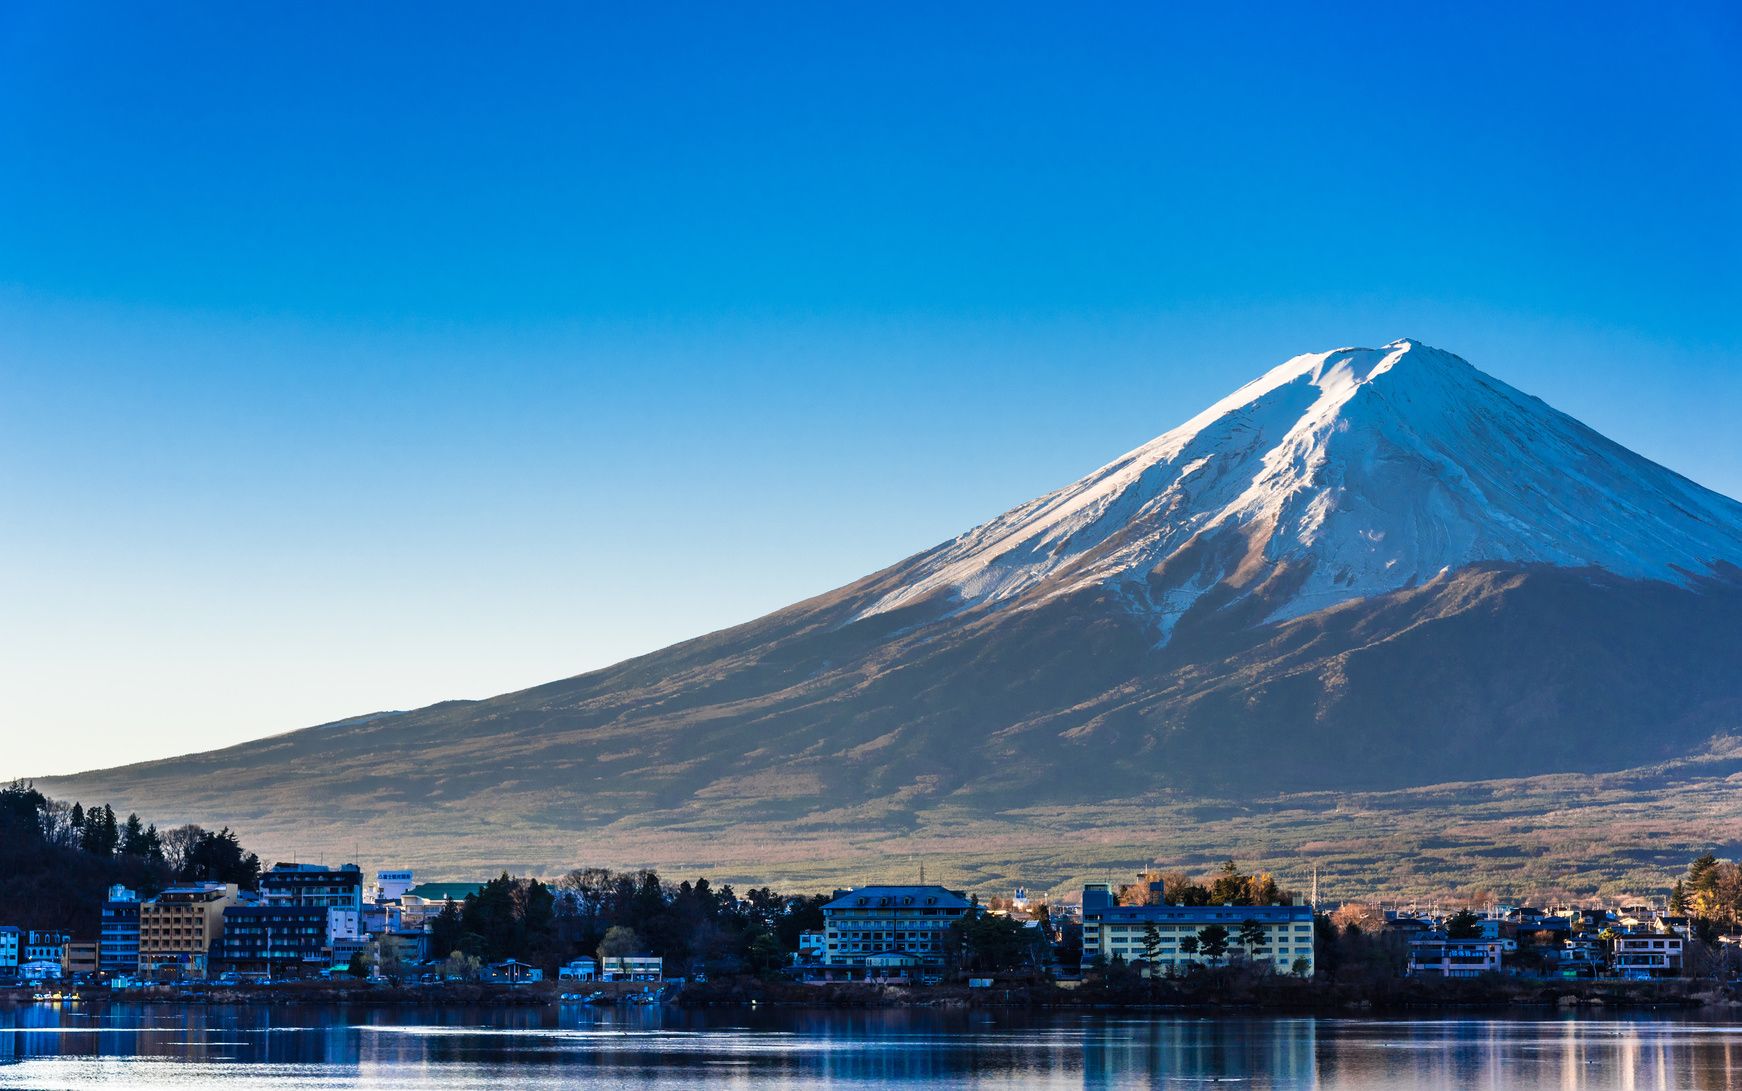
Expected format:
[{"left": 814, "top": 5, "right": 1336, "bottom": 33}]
[
  {"left": 100, "top": 886, "right": 142, "bottom": 975},
  {"left": 19, "top": 959, "right": 61, "bottom": 982},
  {"left": 398, "top": 883, "right": 481, "bottom": 929},
  {"left": 1612, "top": 933, "right": 1683, "bottom": 978},
  {"left": 261, "top": 863, "right": 363, "bottom": 914},
  {"left": 559, "top": 957, "right": 598, "bottom": 982},
  {"left": 600, "top": 955, "right": 663, "bottom": 981},
  {"left": 25, "top": 930, "right": 70, "bottom": 967},
  {"left": 797, "top": 930, "right": 826, "bottom": 962},
  {"left": 377, "top": 928, "right": 430, "bottom": 965},
  {"left": 798, "top": 885, "right": 977, "bottom": 982},
  {"left": 216, "top": 905, "right": 333, "bottom": 975},
  {"left": 1542, "top": 938, "right": 1604, "bottom": 978},
  {"left": 61, "top": 942, "right": 99, "bottom": 980},
  {"left": 1406, "top": 935, "right": 1505, "bottom": 977},
  {"left": 0, "top": 927, "right": 19, "bottom": 981},
  {"left": 139, "top": 883, "right": 239, "bottom": 979},
  {"left": 261, "top": 862, "right": 363, "bottom": 911},
  {"left": 485, "top": 959, "right": 542, "bottom": 984},
  {"left": 361, "top": 903, "right": 401, "bottom": 935},
  {"left": 371, "top": 870, "right": 416, "bottom": 903},
  {"left": 258, "top": 863, "right": 366, "bottom": 948},
  {"left": 1080, "top": 884, "right": 1315, "bottom": 976}
]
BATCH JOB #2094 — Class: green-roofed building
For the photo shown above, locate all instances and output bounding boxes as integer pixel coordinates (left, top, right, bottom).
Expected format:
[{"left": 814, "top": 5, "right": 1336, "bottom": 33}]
[{"left": 400, "top": 882, "right": 482, "bottom": 927}]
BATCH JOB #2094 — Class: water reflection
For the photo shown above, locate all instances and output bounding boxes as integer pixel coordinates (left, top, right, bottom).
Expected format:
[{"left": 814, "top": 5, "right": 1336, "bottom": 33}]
[{"left": 0, "top": 1004, "right": 1740, "bottom": 1088}]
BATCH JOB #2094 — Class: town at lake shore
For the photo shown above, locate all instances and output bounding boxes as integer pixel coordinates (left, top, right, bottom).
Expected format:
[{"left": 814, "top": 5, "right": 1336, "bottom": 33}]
[{"left": 5, "top": 782, "right": 1740, "bottom": 1012}]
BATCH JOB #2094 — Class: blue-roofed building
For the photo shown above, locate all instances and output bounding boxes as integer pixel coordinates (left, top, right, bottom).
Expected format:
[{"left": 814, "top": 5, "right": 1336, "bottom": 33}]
[
  {"left": 799, "top": 885, "right": 976, "bottom": 982},
  {"left": 1080, "top": 883, "right": 1315, "bottom": 976}
]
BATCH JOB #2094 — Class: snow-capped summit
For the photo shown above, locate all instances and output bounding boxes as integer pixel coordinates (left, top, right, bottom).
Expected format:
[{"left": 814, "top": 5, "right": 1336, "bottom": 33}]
[{"left": 860, "top": 339, "right": 1742, "bottom": 635}]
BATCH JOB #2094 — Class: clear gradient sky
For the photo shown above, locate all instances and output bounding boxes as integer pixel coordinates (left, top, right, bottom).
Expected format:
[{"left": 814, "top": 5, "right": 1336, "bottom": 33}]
[{"left": 3, "top": 3, "right": 1739, "bottom": 778}]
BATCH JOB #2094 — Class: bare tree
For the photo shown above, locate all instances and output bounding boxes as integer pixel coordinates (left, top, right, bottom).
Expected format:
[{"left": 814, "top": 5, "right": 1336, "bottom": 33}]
[{"left": 160, "top": 824, "right": 206, "bottom": 876}]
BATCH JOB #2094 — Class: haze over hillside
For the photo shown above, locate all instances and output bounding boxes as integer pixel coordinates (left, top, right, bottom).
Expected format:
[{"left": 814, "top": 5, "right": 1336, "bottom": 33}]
[{"left": 43, "top": 340, "right": 1742, "bottom": 897}]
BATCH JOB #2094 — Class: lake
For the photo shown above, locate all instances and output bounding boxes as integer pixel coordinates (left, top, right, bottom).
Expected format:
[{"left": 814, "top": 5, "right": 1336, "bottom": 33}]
[{"left": 1, "top": 1004, "right": 1739, "bottom": 1089}]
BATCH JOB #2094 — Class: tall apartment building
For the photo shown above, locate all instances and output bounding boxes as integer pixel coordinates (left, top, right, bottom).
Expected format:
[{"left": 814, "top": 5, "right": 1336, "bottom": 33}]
[
  {"left": 803, "top": 885, "right": 975, "bottom": 981},
  {"left": 100, "top": 885, "right": 142, "bottom": 975},
  {"left": 0, "top": 926, "right": 18, "bottom": 980},
  {"left": 259, "top": 862, "right": 364, "bottom": 946},
  {"left": 1079, "top": 883, "right": 1315, "bottom": 976},
  {"left": 139, "top": 883, "right": 239, "bottom": 979},
  {"left": 260, "top": 863, "right": 363, "bottom": 912},
  {"left": 217, "top": 905, "right": 335, "bottom": 974}
]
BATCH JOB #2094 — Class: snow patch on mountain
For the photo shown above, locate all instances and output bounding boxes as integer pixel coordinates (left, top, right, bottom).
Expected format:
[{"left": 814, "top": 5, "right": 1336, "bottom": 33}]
[{"left": 858, "top": 339, "right": 1742, "bottom": 635}]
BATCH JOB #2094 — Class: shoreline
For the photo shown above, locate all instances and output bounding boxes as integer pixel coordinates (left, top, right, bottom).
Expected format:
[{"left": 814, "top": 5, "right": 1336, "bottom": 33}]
[{"left": 4, "top": 976, "right": 1732, "bottom": 1015}]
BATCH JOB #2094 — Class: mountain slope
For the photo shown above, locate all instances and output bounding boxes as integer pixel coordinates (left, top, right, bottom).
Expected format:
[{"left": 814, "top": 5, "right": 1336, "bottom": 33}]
[{"left": 41, "top": 339, "right": 1742, "bottom": 891}]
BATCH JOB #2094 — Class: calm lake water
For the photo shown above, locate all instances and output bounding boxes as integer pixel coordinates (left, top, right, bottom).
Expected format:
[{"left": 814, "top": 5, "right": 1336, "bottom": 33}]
[{"left": 1, "top": 1003, "right": 1740, "bottom": 1089}]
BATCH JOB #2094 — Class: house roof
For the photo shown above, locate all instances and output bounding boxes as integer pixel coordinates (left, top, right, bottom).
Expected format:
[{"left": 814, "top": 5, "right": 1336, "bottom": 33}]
[
  {"left": 404, "top": 882, "right": 482, "bottom": 902},
  {"left": 822, "top": 885, "right": 974, "bottom": 911}
]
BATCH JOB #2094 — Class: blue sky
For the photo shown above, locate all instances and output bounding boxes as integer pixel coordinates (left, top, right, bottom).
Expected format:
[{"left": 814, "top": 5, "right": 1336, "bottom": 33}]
[{"left": 3, "top": 3, "right": 1738, "bottom": 777}]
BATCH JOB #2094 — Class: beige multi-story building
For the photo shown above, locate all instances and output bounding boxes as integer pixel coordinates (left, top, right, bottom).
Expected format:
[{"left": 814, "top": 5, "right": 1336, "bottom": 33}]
[
  {"left": 60, "top": 942, "right": 99, "bottom": 979},
  {"left": 139, "top": 883, "right": 239, "bottom": 979},
  {"left": 1080, "top": 883, "right": 1316, "bottom": 976}
]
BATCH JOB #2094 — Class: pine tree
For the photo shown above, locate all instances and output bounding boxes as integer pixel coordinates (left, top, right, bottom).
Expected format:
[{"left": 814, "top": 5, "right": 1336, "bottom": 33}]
[
  {"left": 1237, "top": 918, "right": 1268, "bottom": 959},
  {"left": 1141, "top": 922, "right": 1162, "bottom": 965},
  {"left": 1196, "top": 924, "right": 1230, "bottom": 963},
  {"left": 119, "top": 813, "right": 147, "bottom": 856}
]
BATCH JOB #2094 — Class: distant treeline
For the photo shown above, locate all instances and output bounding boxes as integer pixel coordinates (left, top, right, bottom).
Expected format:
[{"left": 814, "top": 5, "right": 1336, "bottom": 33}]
[{"left": 0, "top": 781, "right": 263, "bottom": 935}]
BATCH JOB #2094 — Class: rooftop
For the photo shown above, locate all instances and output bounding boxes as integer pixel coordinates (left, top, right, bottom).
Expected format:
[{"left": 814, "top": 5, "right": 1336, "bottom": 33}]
[
  {"left": 404, "top": 882, "right": 483, "bottom": 902},
  {"left": 822, "top": 885, "right": 974, "bottom": 911}
]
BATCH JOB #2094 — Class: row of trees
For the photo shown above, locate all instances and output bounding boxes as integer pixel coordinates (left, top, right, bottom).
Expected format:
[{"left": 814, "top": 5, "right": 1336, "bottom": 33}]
[
  {"left": 0, "top": 781, "right": 264, "bottom": 935},
  {"left": 422, "top": 869, "right": 821, "bottom": 977}
]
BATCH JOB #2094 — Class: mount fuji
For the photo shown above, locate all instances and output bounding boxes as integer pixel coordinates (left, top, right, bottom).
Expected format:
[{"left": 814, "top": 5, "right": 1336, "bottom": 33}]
[
  {"left": 40, "top": 340, "right": 1742, "bottom": 891},
  {"left": 862, "top": 338, "right": 1742, "bottom": 634}
]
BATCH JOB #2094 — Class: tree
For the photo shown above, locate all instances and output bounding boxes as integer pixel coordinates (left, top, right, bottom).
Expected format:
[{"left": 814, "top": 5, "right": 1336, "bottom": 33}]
[
  {"left": 118, "top": 813, "right": 148, "bottom": 856},
  {"left": 160, "top": 825, "right": 204, "bottom": 875},
  {"left": 441, "top": 951, "right": 482, "bottom": 981},
  {"left": 1237, "top": 919, "right": 1268, "bottom": 961},
  {"left": 1444, "top": 909, "right": 1481, "bottom": 939},
  {"left": 950, "top": 913, "right": 1037, "bottom": 975},
  {"left": 429, "top": 900, "right": 466, "bottom": 959},
  {"left": 175, "top": 827, "right": 260, "bottom": 889},
  {"left": 376, "top": 938, "right": 407, "bottom": 984},
  {"left": 599, "top": 925, "right": 642, "bottom": 963},
  {"left": 745, "top": 932, "right": 783, "bottom": 978},
  {"left": 1140, "top": 923, "right": 1163, "bottom": 966},
  {"left": 1209, "top": 861, "right": 1247, "bottom": 905},
  {"left": 1196, "top": 924, "right": 1230, "bottom": 963},
  {"left": 1179, "top": 935, "right": 1200, "bottom": 960},
  {"left": 1243, "top": 873, "right": 1281, "bottom": 907}
]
